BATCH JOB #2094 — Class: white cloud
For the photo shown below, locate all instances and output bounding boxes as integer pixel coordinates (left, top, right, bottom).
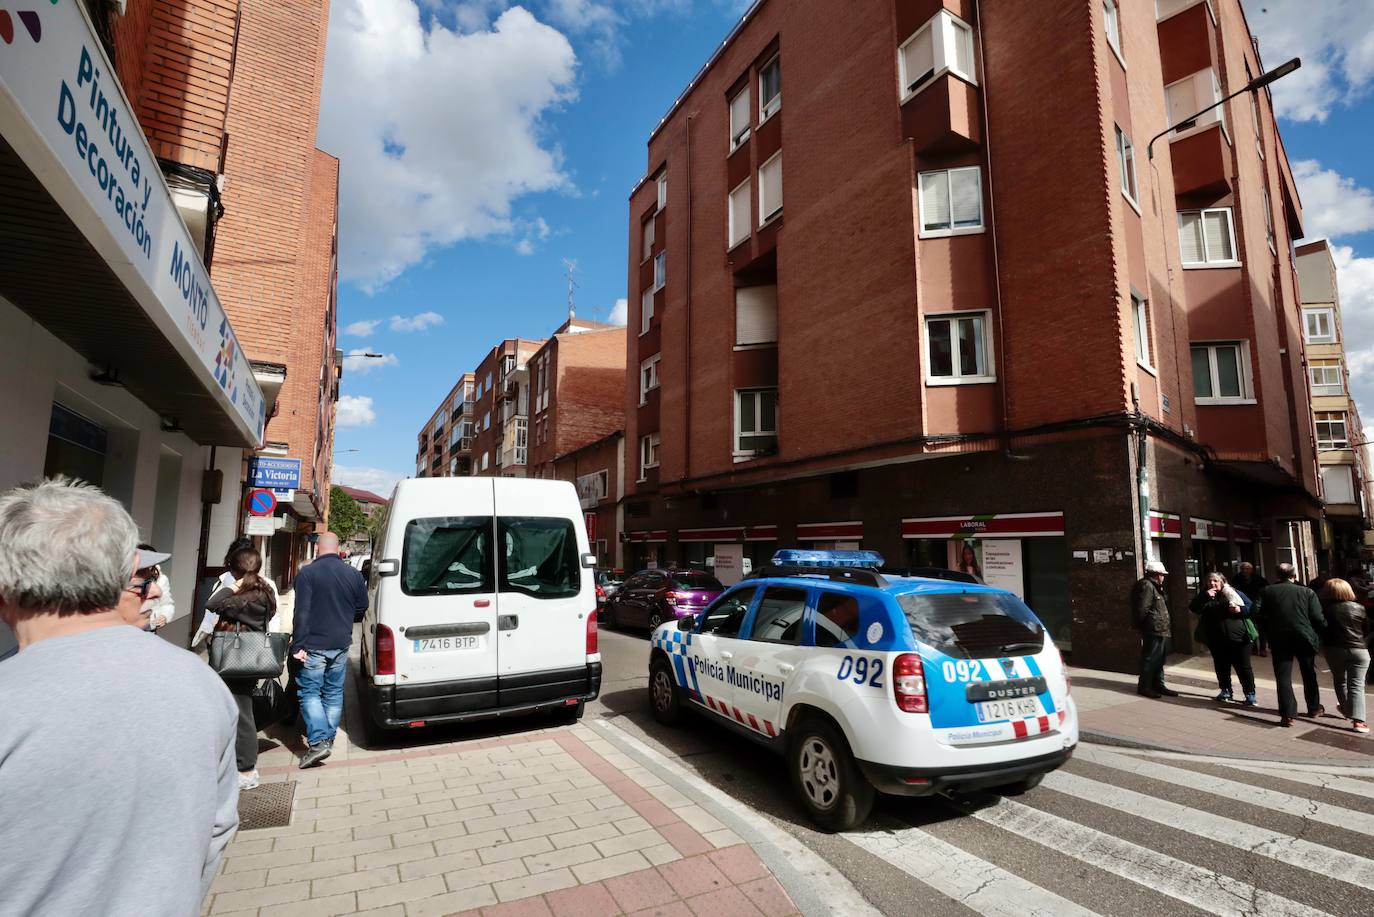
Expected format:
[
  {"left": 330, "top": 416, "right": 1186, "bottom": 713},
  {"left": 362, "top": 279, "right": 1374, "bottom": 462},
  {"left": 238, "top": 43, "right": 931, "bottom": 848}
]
[
  {"left": 336, "top": 395, "right": 377, "bottom": 428},
  {"left": 606, "top": 297, "right": 627, "bottom": 325},
  {"left": 319, "top": 1, "right": 577, "bottom": 290},
  {"left": 342, "top": 348, "right": 399, "bottom": 373},
  {"left": 1329, "top": 244, "right": 1374, "bottom": 416},
  {"left": 544, "top": 0, "right": 624, "bottom": 67},
  {"left": 332, "top": 464, "right": 406, "bottom": 497},
  {"left": 1244, "top": 1, "right": 1374, "bottom": 122},
  {"left": 390, "top": 311, "right": 445, "bottom": 332},
  {"left": 343, "top": 319, "right": 380, "bottom": 337},
  {"left": 1292, "top": 161, "right": 1374, "bottom": 240}
]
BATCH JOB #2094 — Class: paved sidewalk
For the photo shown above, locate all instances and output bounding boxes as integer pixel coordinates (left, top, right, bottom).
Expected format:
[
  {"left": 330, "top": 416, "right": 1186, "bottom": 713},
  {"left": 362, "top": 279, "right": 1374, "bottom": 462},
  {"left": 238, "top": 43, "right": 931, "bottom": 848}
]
[
  {"left": 1071, "top": 654, "right": 1374, "bottom": 764},
  {"left": 205, "top": 723, "right": 802, "bottom": 916}
]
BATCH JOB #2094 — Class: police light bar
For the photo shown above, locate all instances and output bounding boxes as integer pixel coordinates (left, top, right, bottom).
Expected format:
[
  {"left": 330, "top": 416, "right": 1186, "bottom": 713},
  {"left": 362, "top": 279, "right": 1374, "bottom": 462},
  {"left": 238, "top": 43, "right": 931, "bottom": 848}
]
[{"left": 772, "top": 549, "right": 885, "bottom": 568}]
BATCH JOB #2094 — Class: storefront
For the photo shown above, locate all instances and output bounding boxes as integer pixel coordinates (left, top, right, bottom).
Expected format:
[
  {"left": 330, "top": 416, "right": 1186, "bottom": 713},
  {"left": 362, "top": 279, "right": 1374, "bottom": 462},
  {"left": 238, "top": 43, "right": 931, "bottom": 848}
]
[{"left": 0, "top": 1, "right": 265, "bottom": 653}]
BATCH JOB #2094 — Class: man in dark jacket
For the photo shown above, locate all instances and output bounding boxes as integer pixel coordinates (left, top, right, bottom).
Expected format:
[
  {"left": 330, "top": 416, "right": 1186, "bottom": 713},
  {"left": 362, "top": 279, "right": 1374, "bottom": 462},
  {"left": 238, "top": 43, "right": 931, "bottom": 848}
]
[
  {"left": 292, "top": 533, "right": 368, "bottom": 767},
  {"left": 1231, "top": 562, "right": 1269, "bottom": 656},
  {"left": 1132, "top": 560, "right": 1179, "bottom": 699},
  {"left": 1254, "top": 563, "right": 1327, "bottom": 726}
]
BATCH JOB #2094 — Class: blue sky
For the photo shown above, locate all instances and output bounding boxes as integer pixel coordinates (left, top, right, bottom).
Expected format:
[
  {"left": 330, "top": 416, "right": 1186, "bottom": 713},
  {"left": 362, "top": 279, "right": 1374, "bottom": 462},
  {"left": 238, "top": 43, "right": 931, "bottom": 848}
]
[{"left": 322, "top": 0, "right": 1374, "bottom": 495}]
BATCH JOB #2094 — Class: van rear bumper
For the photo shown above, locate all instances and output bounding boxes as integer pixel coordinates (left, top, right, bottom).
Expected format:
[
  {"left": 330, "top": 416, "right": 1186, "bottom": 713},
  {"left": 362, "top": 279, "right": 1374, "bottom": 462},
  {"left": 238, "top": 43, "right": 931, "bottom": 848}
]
[
  {"left": 858, "top": 746, "right": 1073, "bottom": 796},
  {"left": 368, "top": 662, "right": 602, "bottom": 729}
]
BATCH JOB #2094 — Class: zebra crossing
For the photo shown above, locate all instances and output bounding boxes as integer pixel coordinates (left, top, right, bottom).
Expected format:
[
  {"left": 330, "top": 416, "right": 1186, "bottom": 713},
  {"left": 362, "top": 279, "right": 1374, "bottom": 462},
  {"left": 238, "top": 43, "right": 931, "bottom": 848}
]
[{"left": 842, "top": 745, "right": 1374, "bottom": 916}]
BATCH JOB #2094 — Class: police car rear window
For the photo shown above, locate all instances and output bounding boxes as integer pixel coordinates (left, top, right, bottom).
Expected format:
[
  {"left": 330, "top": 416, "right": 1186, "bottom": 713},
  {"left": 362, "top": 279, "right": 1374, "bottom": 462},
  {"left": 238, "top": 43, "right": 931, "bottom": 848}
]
[{"left": 896, "top": 592, "right": 1044, "bottom": 659}]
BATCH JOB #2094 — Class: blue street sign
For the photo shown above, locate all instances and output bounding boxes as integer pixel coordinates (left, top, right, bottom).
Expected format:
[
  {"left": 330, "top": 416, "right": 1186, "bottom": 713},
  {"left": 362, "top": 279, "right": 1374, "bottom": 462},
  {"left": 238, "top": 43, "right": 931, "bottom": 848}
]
[
  {"left": 246, "top": 489, "right": 277, "bottom": 516},
  {"left": 248, "top": 457, "right": 301, "bottom": 489}
]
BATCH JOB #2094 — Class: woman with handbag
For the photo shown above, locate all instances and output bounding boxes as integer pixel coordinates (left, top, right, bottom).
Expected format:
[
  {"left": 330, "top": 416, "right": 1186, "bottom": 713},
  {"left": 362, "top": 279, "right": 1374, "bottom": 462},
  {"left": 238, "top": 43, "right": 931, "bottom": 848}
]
[
  {"left": 1189, "top": 572, "right": 1258, "bottom": 706},
  {"left": 207, "top": 547, "right": 278, "bottom": 790},
  {"left": 1318, "top": 578, "right": 1370, "bottom": 734}
]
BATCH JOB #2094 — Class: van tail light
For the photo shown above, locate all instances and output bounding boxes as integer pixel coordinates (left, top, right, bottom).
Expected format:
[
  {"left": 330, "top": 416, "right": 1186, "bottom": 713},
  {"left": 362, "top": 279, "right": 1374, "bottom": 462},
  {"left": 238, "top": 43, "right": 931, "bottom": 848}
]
[
  {"left": 586, "top": 610, "right": 598, "bottom": 656},
  {"left": 893, "top": 653, "right": 928, "bottom": 713},
  {"left": 376, "top": 624, "right": 396, "bottom": 676}
]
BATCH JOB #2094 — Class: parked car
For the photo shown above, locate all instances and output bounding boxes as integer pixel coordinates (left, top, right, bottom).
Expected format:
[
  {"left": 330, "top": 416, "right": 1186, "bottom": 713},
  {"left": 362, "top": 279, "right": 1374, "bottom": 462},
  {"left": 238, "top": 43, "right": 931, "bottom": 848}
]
[
  {"left": 605, "top": 567, "right": 724, "bottom": 631},
  {"left": 595, "top": 569, "right": 624, "bottom": 606}
]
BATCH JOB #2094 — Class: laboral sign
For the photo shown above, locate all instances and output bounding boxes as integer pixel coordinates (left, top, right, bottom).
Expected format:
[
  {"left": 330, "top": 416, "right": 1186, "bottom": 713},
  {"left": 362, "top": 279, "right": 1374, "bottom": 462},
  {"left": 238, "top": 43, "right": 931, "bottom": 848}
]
[{"left": 0, "top": 1, "right": 264, "bottom": 443}]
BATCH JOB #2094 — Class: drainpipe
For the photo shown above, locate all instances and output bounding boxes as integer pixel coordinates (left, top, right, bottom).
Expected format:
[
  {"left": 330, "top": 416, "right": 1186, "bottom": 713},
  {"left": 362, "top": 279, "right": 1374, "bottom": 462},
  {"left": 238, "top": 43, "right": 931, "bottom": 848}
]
[{"left": 683, "top": 113, "right": 695, "bottom": 483}]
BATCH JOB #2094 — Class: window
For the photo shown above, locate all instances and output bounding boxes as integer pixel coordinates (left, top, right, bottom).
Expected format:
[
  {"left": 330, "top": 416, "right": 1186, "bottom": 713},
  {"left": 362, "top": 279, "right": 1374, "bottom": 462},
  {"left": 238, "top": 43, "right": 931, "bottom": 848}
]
[
  {"left": 1115, "top": 125, "right": 1138, "bottom": 204},
  {"left": 925, "top": 311, "right": 992, "bottom": 383},
  {"left": 1315, "top": 412, "right": 1349, "bottom": 449},
  {"left": 1309, "top": 358, "right": 1344, "bottom": 396},
  {"left": 1248, "top": 71, "right": 1264, "bottom": 157},
  {"left": 642, "top": 215, "right": 655, "bottom": 261},
  {"left": 1178, "top": 208, "right": 1237, "bottom": 265},
  {"left": 735, "top": 388, "right": 778, "bottom": 455},
  {"left": 1191, "top": 342, "right": 1250, "bottom": 403},
  {"left": 641, "top": 286, "right": 655, "bottom": 334},
  {"left": 639, "top": 354, "right": 660, "bottom": 404},
  {"left": 400, "top": 516, "right": 492, "bottom": 596},
  {"left": 729, "top": 87, "right": 751, "bottom": 150},
  {"left": 657, "top": 171, "right": 668, "bottom": 210},
  {"left": 1165, "top": 69, "right": 1224, "bottom": 136},
  {"left": 486, "top": 372, "right": 493, "bottom": 390},
  {"left": 744, "top": 587, "right": 807, "bottom": 644},
  {"left": 1104, "top": 0, "right": 1122, "bottom": 60},
  {"left": 483, "top": 411, "right": 491, "bottom": 430},
  {"left": 639, "top": 432, "right": 660, "bottom": 477},
  {"left": 1322, "top": 465, "right": 1357, "bottom": 504},
  {"left": 759, "top": 56, "right": 780, "bottom": 120},
  {"left": 1131, "top": 291, "right": 1152, "bottom": 367},
  {"left": 728, "top": 178, "right": 752, "bottom": 248},
  {"left": 897, "top": 10, "right": 975, "bottom": 99},
  {"left": 498, "top": 517, "right": 580, "bottom": 599},
  {"left": 481, "top": 451, "right": 490, "bottom": 470},
  {"left": 735, "top": 284, "right": 778, "bottom": 346},
  {"left": 815, "top": 591, "right": 861, "bottom": 648},
  {"left": 1304, "top": 308, "right": 1336, "bottom": 343},
  {"left": 898, "top": 592, "right": 1043, "bottom": 658},
  {"left": 759, "top": 152, "right": 782, "bottom": 224},
  {"left": 653, "top": 251, "right": 666, "bottom": 290},
  {"left": 1262, "top": 186, "right": 1275, "bottom": 252},
  {"left": 918, "top": 166, "right": 983, "bottom": 236},
  {"left": 699, "top": 586, "right": 757, "bottom": 637}
]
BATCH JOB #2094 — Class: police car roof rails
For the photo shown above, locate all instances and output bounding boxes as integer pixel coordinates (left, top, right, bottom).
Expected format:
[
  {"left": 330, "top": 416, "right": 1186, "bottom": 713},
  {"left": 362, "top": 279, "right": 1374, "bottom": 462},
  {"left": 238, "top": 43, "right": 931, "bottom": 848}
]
[{"left": 747, "top": 549, "right": 890, "bottom": 588}]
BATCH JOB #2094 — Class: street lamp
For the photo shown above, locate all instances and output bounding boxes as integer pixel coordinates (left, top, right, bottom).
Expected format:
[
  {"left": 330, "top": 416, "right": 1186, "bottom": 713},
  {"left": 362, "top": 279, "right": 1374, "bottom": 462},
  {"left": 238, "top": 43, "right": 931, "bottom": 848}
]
[{"left": 1146, "top": 57, "right": 1301, "bottom": 160}]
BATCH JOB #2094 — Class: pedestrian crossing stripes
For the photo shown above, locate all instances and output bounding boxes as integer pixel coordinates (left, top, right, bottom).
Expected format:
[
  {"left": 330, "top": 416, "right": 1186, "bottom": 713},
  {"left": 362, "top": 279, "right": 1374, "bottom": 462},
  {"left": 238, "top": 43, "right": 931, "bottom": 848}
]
[{"left": 841, "top": 746, "right": 1374, "bottom": 917}]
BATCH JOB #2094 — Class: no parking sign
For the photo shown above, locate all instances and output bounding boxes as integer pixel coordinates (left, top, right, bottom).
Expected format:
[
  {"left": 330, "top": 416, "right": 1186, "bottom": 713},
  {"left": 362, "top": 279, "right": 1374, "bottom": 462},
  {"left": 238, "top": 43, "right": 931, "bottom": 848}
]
[{"left": 245, "top": 488, "right": 277, "bottom": 517}]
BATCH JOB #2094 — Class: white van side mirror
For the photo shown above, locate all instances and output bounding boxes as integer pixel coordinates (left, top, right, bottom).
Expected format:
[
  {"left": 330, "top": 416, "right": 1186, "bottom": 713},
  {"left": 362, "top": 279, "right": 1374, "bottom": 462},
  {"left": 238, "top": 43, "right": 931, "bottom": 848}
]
[
  {"left": 375, "top": 559, "right": 399, "bottom": 577},
  {"left": 581, "top": 553, "right": 597, "bottom": 569}
]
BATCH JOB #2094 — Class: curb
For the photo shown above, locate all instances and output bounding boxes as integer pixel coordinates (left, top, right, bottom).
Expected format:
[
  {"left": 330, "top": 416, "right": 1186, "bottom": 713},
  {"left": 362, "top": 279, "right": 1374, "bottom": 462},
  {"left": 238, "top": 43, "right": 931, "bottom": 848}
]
[{"left": 1080, "top": 728, "right": 1374, "bottom": 769}]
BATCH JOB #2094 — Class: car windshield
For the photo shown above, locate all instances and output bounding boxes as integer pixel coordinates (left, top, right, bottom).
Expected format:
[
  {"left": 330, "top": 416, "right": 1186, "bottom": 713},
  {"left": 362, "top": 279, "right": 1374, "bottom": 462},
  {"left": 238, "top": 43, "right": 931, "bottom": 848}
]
[
  {"left": 896, "top": 591, "right": 1044, "bottom": 659},
  {"left": 672, "top": 572, "right": 723, "bottom": 591}
]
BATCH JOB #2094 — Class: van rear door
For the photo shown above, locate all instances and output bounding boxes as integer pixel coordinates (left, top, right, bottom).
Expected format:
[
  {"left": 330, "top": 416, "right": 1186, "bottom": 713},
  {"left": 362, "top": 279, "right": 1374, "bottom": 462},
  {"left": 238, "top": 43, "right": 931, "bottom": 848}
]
[
  {"left": 493, "top": 479, "right": 594, "bottom": 707},
  {"left": 393, "top": 480, "right": 499, "bottom": 711}
]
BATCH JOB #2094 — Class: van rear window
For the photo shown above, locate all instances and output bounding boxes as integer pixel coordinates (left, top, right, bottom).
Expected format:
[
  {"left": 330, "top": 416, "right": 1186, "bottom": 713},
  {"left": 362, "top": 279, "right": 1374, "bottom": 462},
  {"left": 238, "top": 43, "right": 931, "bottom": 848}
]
[
  {"left": 402, "top": 517, "right": 492, "bottom": 595},
  {"left": 896, "top": 592, "right": 1044, "bottom": 659},
  {"left": 499, "top": 517, "right": 580, "bottom": 599}
]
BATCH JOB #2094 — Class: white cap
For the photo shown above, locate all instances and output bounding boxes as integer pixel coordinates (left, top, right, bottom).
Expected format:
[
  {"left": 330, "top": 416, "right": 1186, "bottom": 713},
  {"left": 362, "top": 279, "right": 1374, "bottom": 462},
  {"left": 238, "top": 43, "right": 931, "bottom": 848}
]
[{"left": 1145, "top": 561, "right": 1168, "bottom": 575}]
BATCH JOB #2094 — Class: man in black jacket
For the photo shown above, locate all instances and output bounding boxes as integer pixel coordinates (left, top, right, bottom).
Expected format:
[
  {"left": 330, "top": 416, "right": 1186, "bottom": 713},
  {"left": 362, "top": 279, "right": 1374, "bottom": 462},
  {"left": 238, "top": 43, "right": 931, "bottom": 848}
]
[
  {"left": 1132, "top": 560, "right": 1179, "bottom": 699},
  {"left": 1254, "top": 563, "right": 1327, "bottom": 726}
]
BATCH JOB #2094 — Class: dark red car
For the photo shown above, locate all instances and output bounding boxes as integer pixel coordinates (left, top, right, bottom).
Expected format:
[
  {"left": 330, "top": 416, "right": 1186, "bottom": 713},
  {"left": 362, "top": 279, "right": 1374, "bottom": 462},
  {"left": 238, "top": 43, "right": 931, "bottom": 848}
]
[{"left": 604, "top": 567, "right": 724, "bottom": 631}]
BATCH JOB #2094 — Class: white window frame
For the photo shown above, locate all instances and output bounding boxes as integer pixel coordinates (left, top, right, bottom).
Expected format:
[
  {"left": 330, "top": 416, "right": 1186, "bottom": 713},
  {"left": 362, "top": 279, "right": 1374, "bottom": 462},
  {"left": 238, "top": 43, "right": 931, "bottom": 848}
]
[
  {"left": 1322, "top": 464, "right": 1357, "bottom": 504},
  {"left": 1304, "top": 307, "right": 1336, "bottom": 344},
  {"left": 729, "top": 86, "right": 751, "bottom": 151},
  {"left": 728, "top": 177, "right": 752, "bottom": 249},
  {"left": 641, "top": 287, "right": 654, "bottom": 335},
  {"left": 1131, "top": 291, "right": 1154, "bottom": 370},
  {"left": 641, "top": 215, "right": 655, "bottom": 262},
  {"left": 1104, "top": 0, "right": 1124, "bottom": 65},
  {"left": 917, "top": 166, "right": 984, "bottom": 238},
  {"left": 653, "top": 251, "right": 666, "bottom": 291},
  {"left": 657, "top": 172, "right": 668, "bottom": 211},
  {"left": 734, "top": 388, "right": 779, "bottom": 459},
  {"left": 1315, "top": 411, "right": 1349, "bottom": 449},
  {"left": 1191, "top": 341, "right": 1254, "bottom": 405},
  {"left": 1164, "top": 69, "right": 1227, "bottom": 142},
  {"left": 923, "top": 309, "right": 995, "bottom": 385},
  {"left": 1115, "top": 124, "right": 1139, "bottom": 209},
  {"left": 1262, "top": 186, "right": 1276, "bottom": 254},
  {"left": 482, "top": 411, "right": 491, "bottom": 430},
  {"left": 759, "top": 56, "right": 781, "bottom": 122},
  {"left": 1178, "top": 208, "right": 1240, "bottom": 267},
  {"left": 639, "top": 433, "right": 660, "bottom": 479},
  {"left": 639, "top": 354, "right": 660, "bottom": 404},
  {"left": 1309, "top": 359, "right": 1345, "bottom": 397},
  {"left": 759, "top": 151, "right": 782, "bottom": 225},
  {"left": 1249, "top": 78, "right": 1264, "bottom": 158},
  {"left": 897, "top": 10, "right": 976, "bottom": 103}
]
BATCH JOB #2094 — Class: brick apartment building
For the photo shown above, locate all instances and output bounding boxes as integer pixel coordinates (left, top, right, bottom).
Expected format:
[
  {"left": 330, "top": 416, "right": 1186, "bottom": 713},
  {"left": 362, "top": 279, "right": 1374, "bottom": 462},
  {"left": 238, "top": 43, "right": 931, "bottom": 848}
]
[
  {"left": 337, "top": 484, "right": 389, "bottom": 555},
  {"left": 623, "top": 0, "right": 1321, "bottom": 671},
  {"left": 1296, "top": 239, "right": 1371, "bottom": 573}
]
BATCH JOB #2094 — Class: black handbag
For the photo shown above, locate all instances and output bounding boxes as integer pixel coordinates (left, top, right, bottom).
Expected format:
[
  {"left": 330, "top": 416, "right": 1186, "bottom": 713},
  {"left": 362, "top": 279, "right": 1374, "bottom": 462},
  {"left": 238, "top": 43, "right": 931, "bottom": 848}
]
[
  {"left": 251, "top": 676, "right": 298, "bottom": 727},
  {"left": 209, "top": 624, "right": 290, "bottom": 678}
]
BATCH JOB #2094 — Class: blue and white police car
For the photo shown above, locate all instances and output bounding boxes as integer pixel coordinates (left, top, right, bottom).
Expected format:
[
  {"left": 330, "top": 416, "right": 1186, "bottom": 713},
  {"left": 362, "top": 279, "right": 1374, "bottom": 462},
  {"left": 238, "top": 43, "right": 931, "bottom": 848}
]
[{"left": 647, "top": 550, "right": 1077, "bottom": 831}]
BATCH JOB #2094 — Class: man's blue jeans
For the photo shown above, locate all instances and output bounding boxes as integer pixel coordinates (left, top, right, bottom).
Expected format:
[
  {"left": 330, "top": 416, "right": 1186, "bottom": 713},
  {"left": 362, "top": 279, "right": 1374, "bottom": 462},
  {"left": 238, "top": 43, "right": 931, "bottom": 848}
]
[{"left": 297, "top": 648, "right": 348, "bottom": 747}]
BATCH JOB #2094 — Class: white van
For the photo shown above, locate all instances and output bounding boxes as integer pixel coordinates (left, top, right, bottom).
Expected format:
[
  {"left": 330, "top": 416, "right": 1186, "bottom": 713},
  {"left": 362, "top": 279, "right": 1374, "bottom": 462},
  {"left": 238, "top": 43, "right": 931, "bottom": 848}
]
[{"left": 358, "top": 477, "right": 602, "bottom": 737}]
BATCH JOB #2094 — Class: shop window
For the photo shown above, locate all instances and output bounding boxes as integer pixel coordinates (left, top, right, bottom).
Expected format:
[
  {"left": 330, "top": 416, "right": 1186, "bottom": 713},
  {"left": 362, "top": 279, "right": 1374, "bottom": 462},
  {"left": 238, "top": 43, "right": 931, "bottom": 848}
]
[
  {"left": 44, "top": 403, "right": 107, "bottom": 487},
  {"left": 925, "top": 311, "right": 993, "bottom": 384}
]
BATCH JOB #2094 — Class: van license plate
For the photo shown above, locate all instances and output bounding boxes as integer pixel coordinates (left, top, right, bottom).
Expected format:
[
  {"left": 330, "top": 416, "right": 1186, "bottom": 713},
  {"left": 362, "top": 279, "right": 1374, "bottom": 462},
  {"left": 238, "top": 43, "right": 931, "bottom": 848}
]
[
  {"left": 975, "top": 698, "right": 1039, "bottom": 723},
  {"left": 413, "top": 636, "right": 480, "bottom": 653}
]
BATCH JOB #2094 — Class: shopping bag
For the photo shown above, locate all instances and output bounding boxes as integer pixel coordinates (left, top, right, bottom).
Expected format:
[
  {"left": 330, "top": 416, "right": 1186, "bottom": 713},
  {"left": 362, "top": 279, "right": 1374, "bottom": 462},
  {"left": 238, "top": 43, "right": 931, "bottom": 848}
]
[{"left": 251, "top": 677, "right": 297, "bottom": 728}]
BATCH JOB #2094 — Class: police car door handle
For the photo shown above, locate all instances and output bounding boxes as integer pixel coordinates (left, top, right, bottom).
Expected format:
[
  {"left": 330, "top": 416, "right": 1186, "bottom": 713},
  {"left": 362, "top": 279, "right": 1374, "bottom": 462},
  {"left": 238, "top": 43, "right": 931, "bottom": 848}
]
[
  {"left": 720, "top": 650, "right": 733, "bottom": 660},
  {"left": 777, "top": 663, "right": 795, "bottom": 675}
]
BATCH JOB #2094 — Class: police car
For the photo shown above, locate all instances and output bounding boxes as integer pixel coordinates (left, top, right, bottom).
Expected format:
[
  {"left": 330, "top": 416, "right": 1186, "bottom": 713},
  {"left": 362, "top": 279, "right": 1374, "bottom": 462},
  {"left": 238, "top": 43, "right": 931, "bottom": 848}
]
[{"left": 647, "top": 550, "right": 1077, "bottom": 831}]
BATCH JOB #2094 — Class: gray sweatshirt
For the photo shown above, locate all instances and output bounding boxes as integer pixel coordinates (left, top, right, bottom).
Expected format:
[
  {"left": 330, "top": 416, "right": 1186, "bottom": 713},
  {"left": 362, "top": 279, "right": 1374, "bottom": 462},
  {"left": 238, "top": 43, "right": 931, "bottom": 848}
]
[{"left": 0, "top": 625, "right": 240, "bottom": 916}]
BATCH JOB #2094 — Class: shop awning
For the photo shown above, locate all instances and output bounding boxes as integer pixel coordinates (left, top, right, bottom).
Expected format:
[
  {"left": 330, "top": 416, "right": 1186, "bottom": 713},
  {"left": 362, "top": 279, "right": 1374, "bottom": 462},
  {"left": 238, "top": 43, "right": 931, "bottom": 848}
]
[{"left": 0, "top": 2, "right": 264, "bottom": 447}]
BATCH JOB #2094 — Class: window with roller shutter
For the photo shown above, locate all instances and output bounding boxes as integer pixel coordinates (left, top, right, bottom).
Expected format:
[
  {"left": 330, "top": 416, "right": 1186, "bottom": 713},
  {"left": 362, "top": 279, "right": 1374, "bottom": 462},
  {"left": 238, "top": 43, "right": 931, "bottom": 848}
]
[
  {"left": 729, "top": 88, "right": 751, "bottom": 151},
  {"left": 728, "top": 178, "right": 751, "bottom": 248},
  {"left": 897, "top": 11, "right": 975, "bottom": 101},
  {"left": 918, "top": 167, "right": 983, "bottom": 237},
  {"left": 759, "top": 152, "right": 782, "bottom": 224},
  {"left": 1165, "top": 69, "right": 1225, "bottom": 137},
  {"left": 1178, "top": 208, "right": 1238, "bottom": 265},
  {"left": 735, "top": 285, "right": 778, "bottom": 346}
]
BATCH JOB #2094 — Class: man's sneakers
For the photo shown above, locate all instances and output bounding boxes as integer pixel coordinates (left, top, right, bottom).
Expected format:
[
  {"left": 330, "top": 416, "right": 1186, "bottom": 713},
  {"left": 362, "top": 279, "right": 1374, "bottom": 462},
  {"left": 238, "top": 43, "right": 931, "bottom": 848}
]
[
  {"left": 1243, "top": 693, "right": 1258, "bottom": 707},
  {"left": 238, "top": 770, "right": 260, "bottom": 791},
  {"left": 1214, "top": 689, "right": 1233, "bottom": 703},
  {"left": 299, "top": 740, "right": 333, "bottom": 769}
]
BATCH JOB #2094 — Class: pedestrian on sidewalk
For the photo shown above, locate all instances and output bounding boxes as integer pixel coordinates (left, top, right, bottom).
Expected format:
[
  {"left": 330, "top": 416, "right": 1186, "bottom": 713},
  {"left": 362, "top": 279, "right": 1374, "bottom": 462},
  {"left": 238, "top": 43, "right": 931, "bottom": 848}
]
[
  {"left": 1189, "top": 572, "right": 1257, "bottom": 706},
  {"left": 207, "top": 546, "right": 278, "bottom": 789},
  {"left": 1255, "top": 563, "right": 1327, "bottom": 727},
  {"left": 1317, "top": 578, "right": 1370, "bottom": 734},
  {"left": 1232, "top": 562, "right": 1269, "bottom": 657},
  {"left": 291, "top": 532, "right": 368, "bottom": 768},
  {"left": 135, "top": 542, "right": 176, "bottom": 633},
  {"left": 1132, "top": 560, "right": 1180, "bottom": 699},
  {"left": 0, "top": 479, "right": 238, "bottom": 916}
]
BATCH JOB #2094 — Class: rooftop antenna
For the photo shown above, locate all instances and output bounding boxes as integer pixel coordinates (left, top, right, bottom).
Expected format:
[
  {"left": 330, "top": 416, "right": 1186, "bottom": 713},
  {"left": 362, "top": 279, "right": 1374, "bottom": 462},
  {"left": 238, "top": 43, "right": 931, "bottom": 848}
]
[{"left": 562, "top": 258, "right": 578, "bottom": 323}]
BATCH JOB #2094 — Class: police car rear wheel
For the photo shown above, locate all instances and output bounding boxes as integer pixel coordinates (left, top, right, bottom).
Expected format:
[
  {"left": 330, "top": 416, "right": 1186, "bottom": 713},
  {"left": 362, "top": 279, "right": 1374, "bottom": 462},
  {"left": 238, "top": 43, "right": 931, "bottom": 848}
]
[
  {"left": 788, "top": 718, "right": 874, "bottom": 832},
  {"left": 649, "top": 658, "right": 682, "bottom": 726}
]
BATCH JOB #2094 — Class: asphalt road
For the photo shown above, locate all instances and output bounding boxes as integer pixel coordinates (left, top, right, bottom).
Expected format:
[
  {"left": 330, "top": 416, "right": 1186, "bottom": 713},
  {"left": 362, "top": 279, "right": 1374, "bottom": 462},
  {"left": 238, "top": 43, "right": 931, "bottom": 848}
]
[{"left": 589, "top": 623, "right": 1374, "bottom": 917}]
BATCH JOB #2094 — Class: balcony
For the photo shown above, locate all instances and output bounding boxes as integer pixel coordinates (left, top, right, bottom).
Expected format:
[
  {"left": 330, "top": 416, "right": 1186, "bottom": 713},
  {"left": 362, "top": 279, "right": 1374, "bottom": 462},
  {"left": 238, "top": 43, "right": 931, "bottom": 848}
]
[
  {"left": 1170, "top": 122, "right": 1232, "bottom": 198},
  {"left": 900, "top": 73, "right": 980, "bottom": 156}
]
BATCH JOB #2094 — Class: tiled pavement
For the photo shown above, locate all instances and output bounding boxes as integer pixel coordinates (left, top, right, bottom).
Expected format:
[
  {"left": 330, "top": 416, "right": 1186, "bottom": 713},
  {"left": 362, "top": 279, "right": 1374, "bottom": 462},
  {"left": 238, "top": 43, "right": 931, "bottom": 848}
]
[{"left": 204, "top": 724, "right": 801, "bottom": 917}]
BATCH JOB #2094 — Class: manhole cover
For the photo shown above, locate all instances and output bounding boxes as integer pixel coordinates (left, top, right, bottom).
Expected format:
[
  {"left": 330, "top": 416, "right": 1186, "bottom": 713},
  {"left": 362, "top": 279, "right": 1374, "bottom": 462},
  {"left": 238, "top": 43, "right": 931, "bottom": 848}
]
[{"left": 238, "top": 780, "right": 296, "bottom": 830}]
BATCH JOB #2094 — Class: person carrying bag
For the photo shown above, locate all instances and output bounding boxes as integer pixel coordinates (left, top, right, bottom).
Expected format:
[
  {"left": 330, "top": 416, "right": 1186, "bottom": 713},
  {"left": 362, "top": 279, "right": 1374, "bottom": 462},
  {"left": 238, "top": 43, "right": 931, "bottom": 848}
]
[{"left": 1189, "top": 572, "right": 1257, "bottom": 706}]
